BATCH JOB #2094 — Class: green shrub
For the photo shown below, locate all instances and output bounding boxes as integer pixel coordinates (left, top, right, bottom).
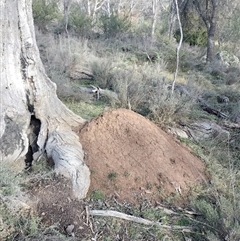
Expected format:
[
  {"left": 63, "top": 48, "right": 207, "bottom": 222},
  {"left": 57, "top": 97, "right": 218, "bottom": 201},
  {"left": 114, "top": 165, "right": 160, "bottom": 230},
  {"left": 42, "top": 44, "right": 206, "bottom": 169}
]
[
  {"left": 91, "top": 189, "right": 105, "bottom": 201},
  {"left": 194, "top": 198, "right": 220, "bottom": 228},
  {"left": 175, "top": 27, "right": 207, "bottom": 47},
  {"left": 68, "top": 3, "right": 93, "bottom": 37},
  {"left": 32, "top": 0, "right": 61, "bottom": 32},
  {"left": 175, "top": 10, "right": 207, "bottom": 46},
  {"left": 90, "top": 59, "right": 114, "bottom": 89},
  {"left": 108, "top": 172, "right": 118, "bottom": 181},
  {"left": 99, "top": 13, "right": 131, "bottom": 38}
]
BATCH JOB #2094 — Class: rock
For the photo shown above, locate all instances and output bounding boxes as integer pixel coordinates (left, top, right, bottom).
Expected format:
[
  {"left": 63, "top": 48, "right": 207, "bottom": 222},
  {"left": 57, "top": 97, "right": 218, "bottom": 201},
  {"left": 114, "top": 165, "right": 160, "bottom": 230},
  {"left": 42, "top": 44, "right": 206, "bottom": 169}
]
[
  {"left": 66, "top": 224, "right": 75, "bottom": 236},
  {"left": 217, "top": 95, "right": 229, "bottom": 104},
  {"left": 186, "top": 121, "right": 229, "bottom": 141},
  {"left": 214, "top": 51, "right": 240, "bottom": 67},
  {"left": 168, "top": 127, "right": 188, "bottom": 139}
]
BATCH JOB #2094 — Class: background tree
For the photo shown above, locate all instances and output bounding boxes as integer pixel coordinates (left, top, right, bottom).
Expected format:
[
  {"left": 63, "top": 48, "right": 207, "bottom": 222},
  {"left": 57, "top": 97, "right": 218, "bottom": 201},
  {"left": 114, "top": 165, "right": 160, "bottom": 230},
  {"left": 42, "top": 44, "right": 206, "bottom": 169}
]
[
  {"left": 0, "top": 0, "right": 90, "bottom": 199},
  {"left": 175, "top": 0, "right": 221, "bottom": 62},
  {"left": 193, "top": 0, "right": 218, "bottom": 62}
]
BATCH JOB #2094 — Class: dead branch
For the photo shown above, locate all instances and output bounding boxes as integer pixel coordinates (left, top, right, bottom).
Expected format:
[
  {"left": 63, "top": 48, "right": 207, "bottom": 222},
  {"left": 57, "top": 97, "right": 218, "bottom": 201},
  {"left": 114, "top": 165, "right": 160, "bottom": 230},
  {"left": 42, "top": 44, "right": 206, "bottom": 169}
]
[
  {"left": 167, "top": 82, "right": 229, "bottom": 119},
  {"left": 85, "top": 206, "right": 94, "bottom": 233},
  {"left": 222, "top": 121, "right": 240, "bottom": 129},
  {"left": 80, "top": 71, "right": 94, "bottom": 80},
  {"left": 89, "top": 210, "right": 192, "bottom": 231},
  {"left": 197, "top": 97, "right": 229, "bottom": 118}
]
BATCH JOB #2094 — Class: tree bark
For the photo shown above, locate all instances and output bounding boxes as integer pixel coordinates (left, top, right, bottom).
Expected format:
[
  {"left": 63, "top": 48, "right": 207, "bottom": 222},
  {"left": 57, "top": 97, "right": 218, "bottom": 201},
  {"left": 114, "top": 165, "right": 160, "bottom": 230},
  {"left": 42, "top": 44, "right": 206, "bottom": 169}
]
[
  {"left": 206, "top": 18, "right": 216, "bottom": 62},
  {"left": 172, "top": 0, "right": 183, "bottom": 94},
  {"left": 193, "top": 0, "right": 217, "bottom": 62},
  {"left": 0, "top": 0, "right": 90, "bottom": 199}
]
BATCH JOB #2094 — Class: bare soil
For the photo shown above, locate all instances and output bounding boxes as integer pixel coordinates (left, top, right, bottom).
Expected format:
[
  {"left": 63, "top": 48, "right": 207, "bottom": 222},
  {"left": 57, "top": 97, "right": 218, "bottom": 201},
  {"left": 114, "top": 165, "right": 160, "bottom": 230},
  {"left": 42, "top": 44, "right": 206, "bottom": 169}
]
[
  {"left": 29, "top": 108, "right": 208, "bottom": 239},
  {"left": 79, "top": 108, "right": 207, "bottom": 203}
]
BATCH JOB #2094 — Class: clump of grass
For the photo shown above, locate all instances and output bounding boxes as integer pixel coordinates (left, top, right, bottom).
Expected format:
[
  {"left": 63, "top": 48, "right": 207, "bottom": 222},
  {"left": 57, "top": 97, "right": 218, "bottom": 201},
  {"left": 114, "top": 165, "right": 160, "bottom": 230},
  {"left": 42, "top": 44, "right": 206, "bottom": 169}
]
[
  {"left": 123, "top": 171, "right": 130, "bottom": 178},
  {"left": 0, "top": 167, "right": 21, "bottom": 196},
  {"left": 108, "top": 172, "right": 118, "bottom": 181},
  {"left": 0, "top": 167, "right": 44, "bottom": 239},
  {"left": 63, "top": 99, "right": 107, "bottom": 120},
  {"left": 91, "top": 189, "right": 105, "bottom": 201}
]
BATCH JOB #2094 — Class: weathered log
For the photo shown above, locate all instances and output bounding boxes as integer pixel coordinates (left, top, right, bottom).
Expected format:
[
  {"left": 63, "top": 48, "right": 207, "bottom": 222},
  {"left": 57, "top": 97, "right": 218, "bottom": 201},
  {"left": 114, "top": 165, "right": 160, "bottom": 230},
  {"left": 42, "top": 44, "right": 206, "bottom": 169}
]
[{"left": 89, "top": 210, "right": 192, "bottom": 231}]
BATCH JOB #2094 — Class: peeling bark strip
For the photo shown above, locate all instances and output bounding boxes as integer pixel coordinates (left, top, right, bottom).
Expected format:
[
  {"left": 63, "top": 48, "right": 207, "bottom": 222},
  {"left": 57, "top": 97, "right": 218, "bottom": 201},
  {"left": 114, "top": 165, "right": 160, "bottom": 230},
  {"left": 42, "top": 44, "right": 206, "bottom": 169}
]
[{"left": 0, "top": 0, "right": 90, "bottom": 198}]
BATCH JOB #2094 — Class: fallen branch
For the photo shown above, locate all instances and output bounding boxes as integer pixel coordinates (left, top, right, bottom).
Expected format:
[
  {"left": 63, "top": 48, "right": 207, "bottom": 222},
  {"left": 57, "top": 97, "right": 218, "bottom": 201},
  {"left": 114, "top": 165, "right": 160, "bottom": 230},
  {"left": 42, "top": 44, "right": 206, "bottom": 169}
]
[
  {"left": 197, "top": 97, "right": 228, "bottom": 118},
  {"left": 80, "top": 71, "right": 94, "bottom": 80},
  {"left": 89, "top": 210, "right": 192, "bottom": 231},
  {"left": 156, "top": 203, "right": 201, "bottom": 217}
]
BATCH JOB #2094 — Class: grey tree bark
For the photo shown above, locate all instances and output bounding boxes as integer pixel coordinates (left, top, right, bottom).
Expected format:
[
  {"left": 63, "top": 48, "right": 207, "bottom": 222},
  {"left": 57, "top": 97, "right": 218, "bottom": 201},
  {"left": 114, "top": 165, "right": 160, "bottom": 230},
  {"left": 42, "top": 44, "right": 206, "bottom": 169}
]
[
  {"left": 171, "top": 0, "right": 183, "bottom": 94},
  {"left": 0, "top": 0, "right": 90, "bottom": 199},
  {"left": 193, "top": 0, "right": 218, "bottom": 62}
]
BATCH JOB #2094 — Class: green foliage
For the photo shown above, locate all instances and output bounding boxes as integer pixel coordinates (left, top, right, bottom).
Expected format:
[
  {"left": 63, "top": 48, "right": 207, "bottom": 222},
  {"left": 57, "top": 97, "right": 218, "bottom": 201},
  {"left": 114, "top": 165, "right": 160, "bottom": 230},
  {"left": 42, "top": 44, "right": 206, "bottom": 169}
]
[
  {"left": 141, "top": 208, "right": 164, "bottom": 221},
  {"left": 68, "top": 3, "right": 93, "bottom": 37},
  {"left": 91, "top": 189, "right": 105, "bottom": 201},
  {"left": 220, "top": 7, "right": 240, "bottom": 47},
  {"left": 0, "top": 167, "right": 20, "bottom": 196},
  {"left": 175, "top": 26, "right": 207, "bottom": 47},
  {"left": 63, "top": 99, "right": 106, "bottom": 120},
  {"left": 90, "top": 60, "right": 114, "bottom": 89},
  {"left": 108, "top": 171, "right": 118, "bottom": 181},
  {"left": 0, "top": 167, "right": 44, "bottom": 239},
  {"left": 99, "top": 13, "right": 131, "bottom": 38},
  {"left": 11, "top": 215, "right": 42, "bottom": 238},
  {"left": 176, "top": 9, "right": 207, "bottom": 46},
  {"left": 194, "top": 198, "right": 220, "bottom": 227},
  {"left": 32, "top": 0, "right": 61, "bottom": 32}
]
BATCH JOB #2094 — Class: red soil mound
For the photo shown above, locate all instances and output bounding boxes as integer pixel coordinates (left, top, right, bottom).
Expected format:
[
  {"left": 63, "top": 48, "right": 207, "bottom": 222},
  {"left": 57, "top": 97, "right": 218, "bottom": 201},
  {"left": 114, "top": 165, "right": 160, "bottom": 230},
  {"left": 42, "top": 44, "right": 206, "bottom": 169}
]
[{"left": 79, "top": 108, "right": 206, "bottom": 203}]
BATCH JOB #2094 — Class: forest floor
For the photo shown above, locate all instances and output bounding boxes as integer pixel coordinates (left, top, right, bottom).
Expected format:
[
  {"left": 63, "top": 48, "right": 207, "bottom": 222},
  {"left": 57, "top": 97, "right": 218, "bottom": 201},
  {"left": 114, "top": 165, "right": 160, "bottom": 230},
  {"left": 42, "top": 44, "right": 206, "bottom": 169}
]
[{"left": 28, "top": 108, "right": 208, "bottom": 240}]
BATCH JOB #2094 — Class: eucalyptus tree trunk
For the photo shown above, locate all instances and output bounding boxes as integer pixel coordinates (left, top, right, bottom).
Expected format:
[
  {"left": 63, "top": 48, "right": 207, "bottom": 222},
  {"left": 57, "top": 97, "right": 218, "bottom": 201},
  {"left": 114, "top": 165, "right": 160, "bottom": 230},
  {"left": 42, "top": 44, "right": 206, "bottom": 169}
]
[
  {"left": 151, "top": 0, "right": 158, "bottom": 38},
  {"left": 172, "top": 0, "right": 183, "bottom": 94},
  {"left": 0, "top": 0, "right": 90, "bottom": 199},
  {"left": 194, "top": 0, "right": 218, "bottom": 62}
]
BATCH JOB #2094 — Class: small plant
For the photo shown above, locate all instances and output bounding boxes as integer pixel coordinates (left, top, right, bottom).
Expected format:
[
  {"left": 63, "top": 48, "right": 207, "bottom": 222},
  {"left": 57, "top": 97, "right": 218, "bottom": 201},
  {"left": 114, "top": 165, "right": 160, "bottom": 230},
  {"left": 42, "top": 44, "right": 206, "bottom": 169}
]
[
  {"left": 91, "top": 189, "right": 105, "bottom": 201},
  {"left": 68, "top": 3, "right": 93, "bottom": 37},
  {"left": 134, "top": 176, "right": 140, "bottom": 182},
  {"left": 108, "top": 172, "right": 118, "bottom": 181},
  {"left": 123, "top": 171, "right": 130, "bottom": 178},
  {"left": 0, "top": 167, "right": 20, "bottom": 196},
  {"left": 146, "top": 182, "right": 153, "bottom": 190},
  {"left": 32, "top": 0, "right": 61, "bottom": 32},
  {"left": 99, "top": 13, "right": 131, "bottom": 38}
]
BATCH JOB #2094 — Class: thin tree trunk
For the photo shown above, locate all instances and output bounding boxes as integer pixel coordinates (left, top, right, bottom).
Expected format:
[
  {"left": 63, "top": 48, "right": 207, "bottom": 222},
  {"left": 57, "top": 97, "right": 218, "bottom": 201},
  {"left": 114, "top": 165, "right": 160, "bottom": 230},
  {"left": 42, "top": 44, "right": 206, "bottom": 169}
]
[
  {"left": 171, "top": 0, "right": 183, "bottom": 94},
  {"left": 151, "top": 0, "right": 158, "bottom": 38},
  {"left": 0, "top": 0, "right": 90, "bottom": 199},
  {"left": 193, "top": 0, "right": 217, "bottom": 62},
  {"left": 168, "top": 2, "right": 176, "bottom": 40},
  {"left": 64, "top": 0, "right": 72, "bottom": 37},
  {"left": 206, "top": 21, "right": 216, "bottom": 62}
]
